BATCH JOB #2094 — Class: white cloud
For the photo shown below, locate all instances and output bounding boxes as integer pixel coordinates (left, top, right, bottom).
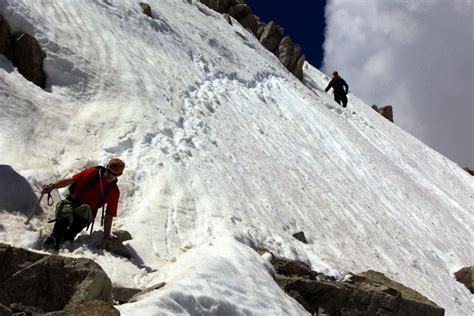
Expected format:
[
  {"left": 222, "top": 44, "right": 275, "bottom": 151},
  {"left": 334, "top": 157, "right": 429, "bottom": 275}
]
[{"left": 323, "top": 0, "right": 474, "bottom": 167}]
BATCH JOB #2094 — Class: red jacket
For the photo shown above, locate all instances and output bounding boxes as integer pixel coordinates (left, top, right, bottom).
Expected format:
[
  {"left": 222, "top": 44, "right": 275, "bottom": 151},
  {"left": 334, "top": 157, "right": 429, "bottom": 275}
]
[{"left": 72, "top": 168, "right": 120, "bottom": 217}]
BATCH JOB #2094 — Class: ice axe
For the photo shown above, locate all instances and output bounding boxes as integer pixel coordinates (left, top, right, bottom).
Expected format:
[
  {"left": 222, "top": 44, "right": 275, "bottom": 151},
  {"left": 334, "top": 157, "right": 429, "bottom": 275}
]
[{"left": 25, "top": 192, "right": 53, "bottom": 225}]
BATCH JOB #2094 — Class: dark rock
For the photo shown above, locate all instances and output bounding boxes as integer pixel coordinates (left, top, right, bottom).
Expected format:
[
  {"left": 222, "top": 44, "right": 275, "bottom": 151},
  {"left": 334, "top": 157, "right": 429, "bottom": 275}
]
[
  {"left": 10, "top": 32, "right": 46, "bottom": 88},
  {"left": 112, "top": 286, "right": 141, "bottom": 304},
  {"left": 256, "top": 23, "right": 265, "bottom": 38},
  {"left": 222, "top": 13, "right": 232, "bottom": 25},
  {"left": 291, "top": 54, "right": 305, "bottom": 80},
  {"left": 271, "top": 256, "right": 311, "bottom": 277},
  {"left": 372, "top": 104, "right": 394, "bottom": 122},
  {"left": 271, "top": 256, "right": 444, "bottom": 315},
  {"left": 228, "top": 4, "right": 251, "bottom": 19},
  {"left": 139, "top": 2, "right": 153, "bottom": 18},
  {"left": 129, "top": 282, "right": 166, "bottom": 303},
  {"left": 0, "top": 15, "right": 11, "bottom": 57},
  {"left": 454, "top": 266, "right": 474, "bottom": 293},
  {"left": 463, "top": 167, "right": 474, "bottom": 176},
  {"left": 238, "top": 14, "right": 259, "bottom": 35},
  {"left": 9, "top": 303, "right": 44, "bottom": 314},
  {"left": 259, "top": 21, "right": 282, "bottom": 53},
  {"left": 0, "top": 243, "right": 112, "bottom": 313},
  {"left": 254, "top": 247, "right": 270, "bottom": 255},
  {"left": 288, "top": 43, "right": 302, "bottom": 72},
  {"left": 278, "top": 36, "right": 293, "bottom": 68},
  {"left": 292, "top": 231, "right": 307, "bottom": 244},
  {"left": 64, "top": 300, "right": 120, "bottom": 316},
  {"left": 114, "top": 230, "right": 133, "bottom": 243},
  {"left": 0, "top": 303, "right": 12, "bottom": 316}
]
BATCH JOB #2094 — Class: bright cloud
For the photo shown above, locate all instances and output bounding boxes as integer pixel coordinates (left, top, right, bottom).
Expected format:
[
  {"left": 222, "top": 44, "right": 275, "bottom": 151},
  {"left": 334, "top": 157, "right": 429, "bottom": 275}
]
[{"left": 323, "top": 0, "right": 474, "bottom": 167}]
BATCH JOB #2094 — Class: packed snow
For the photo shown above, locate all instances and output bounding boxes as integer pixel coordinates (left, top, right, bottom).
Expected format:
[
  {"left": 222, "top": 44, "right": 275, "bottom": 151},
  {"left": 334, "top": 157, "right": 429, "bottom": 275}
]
[{"left": 0, "top": 0, "right": 472, "bottom": 315}]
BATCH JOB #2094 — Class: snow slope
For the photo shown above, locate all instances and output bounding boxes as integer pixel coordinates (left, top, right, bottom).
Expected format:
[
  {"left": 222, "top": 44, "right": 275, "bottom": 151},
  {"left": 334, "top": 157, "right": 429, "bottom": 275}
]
[{"left": 0, "top": 0, "right": 472, "bottom": 315}]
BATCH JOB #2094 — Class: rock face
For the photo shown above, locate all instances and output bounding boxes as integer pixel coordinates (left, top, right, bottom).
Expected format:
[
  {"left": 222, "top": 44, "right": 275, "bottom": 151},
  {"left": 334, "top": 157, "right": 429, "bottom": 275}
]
[
  {"left": 292, "top": 231, "right": 308, "bottom": 244},
  {"left": 372, "top": 104, "right": 394, "bottom": 122},
  {"left": 113, "top": 286, "right": 142, "bottom": 304},
  {"left": 0, "top": 243, "right": 113, "bottom": 313},
  {"left": 198, "top": 0, "right": 305, "bottom": 80},
  {"left": 454, "top": 266, "right": 474, "bottom": 293},
  {"left": 270, "top": 255, "right": 444, "bottom": 315}
]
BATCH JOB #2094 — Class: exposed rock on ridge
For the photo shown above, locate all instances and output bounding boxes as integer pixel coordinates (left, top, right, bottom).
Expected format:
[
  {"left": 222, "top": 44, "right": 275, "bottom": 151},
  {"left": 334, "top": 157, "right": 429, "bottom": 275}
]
[
  {"left": 266, "top": 254, "right": 445, "bottom": 315},
  {"left": 372, "top": 104, "right": 394, "bottom": 122},
  {"left": 199, "top": 0, "right": 305, "bottom": 80}
]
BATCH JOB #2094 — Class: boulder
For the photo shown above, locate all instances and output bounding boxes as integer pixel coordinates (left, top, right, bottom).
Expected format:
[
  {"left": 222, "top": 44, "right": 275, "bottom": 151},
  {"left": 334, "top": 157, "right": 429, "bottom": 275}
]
[
  {"left": 288, "top": 43, "right": 302, "bottom": 71},
  {"left": 256, "top": 23, "right": 266, "bottom": 38},
  {"left": 272, "top": 256, "right": 311, "bottom": 277},
  {"left": 454, "top": 266, "right": 474, "bottom": 293},
  {"left": 10, "top": 32, "right": 46, "bottom": 88},
  {"left": 129, "top": 282, "right": 166, "bottom": 303},
  {"left": 65, "top": 300, "right": 120, "bottom": 316},
  {"left": 259, "top": 21, "right": 282, "bottom": 53},
  {"left": 222, "top": 13, "right": 232, "bottom": 25},
  {"left": 228, "top": 4, "right": 251, "bottom": 19},
  {"left": 291, "top": 54, "right": 305, "bottom": 80},
  {"left": 139, "top": 2, "right": 153, "bottom": 18},
  {"left": 103, "top": 237, "right": 132, "bottom": 259},
  {"left": 112, "top": 286, "right": 142, "bottom": 304},
  {"left": 0, "top": 243, "right": 112, "bottom": 313},
  {"left": 0, "top": 15, "right": 10, "bottom": 57}
]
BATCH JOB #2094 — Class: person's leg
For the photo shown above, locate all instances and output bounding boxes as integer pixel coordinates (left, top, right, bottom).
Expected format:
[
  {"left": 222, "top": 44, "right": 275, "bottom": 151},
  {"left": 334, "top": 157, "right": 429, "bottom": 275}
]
[
  {"left": 334, "top": 95, "right": 342, "bottom": 105},
  {"left": 66, "top": 204, "right": 93, "bottom": 241},
  {"left": 341, "top": 94, "right": 348, "bottom": 108}
]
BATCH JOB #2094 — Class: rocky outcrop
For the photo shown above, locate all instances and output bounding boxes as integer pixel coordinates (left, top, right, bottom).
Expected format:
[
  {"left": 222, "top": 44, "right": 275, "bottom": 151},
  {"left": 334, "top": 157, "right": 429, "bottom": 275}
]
[
  {"left": 128, "top": 282, "right": 166, "bottom": 303},
  {"left": 454, "top": 266, "right": 474, "bottom": 293},
  {"left": 372, "top": 104, "right": 394, "bottom": 122},
  {"left": 0, "top": 243, "right": 114, "bottom": 314},
  {"left": 463, "top": 167, "right": 474, "bottom": 176},
  {"left": 198, "top": 0, "right": 305, "bottom": 80},
  {"left": 140, "top": 2, "right": 153, "bottom": 18},
  {"left": 267, "top": 254, "right": 444, "bottom": 315},
  {"left": 0, "top": 16, "right": 47, "bottom": 88}
]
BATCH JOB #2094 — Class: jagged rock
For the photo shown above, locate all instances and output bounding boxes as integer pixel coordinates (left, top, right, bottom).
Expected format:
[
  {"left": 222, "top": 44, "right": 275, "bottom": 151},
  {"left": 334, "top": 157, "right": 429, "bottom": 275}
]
[
  {"left": 129, "top": 282, "right": 166, "bottom": 303},
  {"left": 463, "top": 167, "right": 474, "bottom": 176},
  {"left": 64, "top": 300, "right": 120, "bottom": 315},
  {"left": 114, "top": 230, "right": 133, "bottom": 243},
  {"left": 271, "top": 256, "right": 444, "bottom": 315},
  {"left": 0, "top": 15, "right": 10, "bottom": 57},
  {"left": 238, "top": 14, "right": 259, "bottom": 35},
  {"left": 223, "top": 13, "right": 232, "bottom": 25},
  {"left": 454, "top": 266, "right": 474, "bottom": 293},
  {"left": 0, "top": 243, "right": 112, "bottom": 313},
  {"left": 271, "top": 256, "right": 311, "bottom": 277},
  {"left": 0, "top": 304, "right": 12, "bottom": 316},
  {"left": 228, "top": 3, "right": 251, "bottom": 19},
  {"left": 10, "top": 32, "right": 46, "bottom": 88},
  {"left": 139, "top": 2, "right": 152, "bottom": 18},
  {"left": 292, "top": 54, "right": 305, "bottom": 80},
  {"left": 372, "top": 104, "right": 394, "bottom": 122},
  {"left": 288, "top": 43, "right": 302, "bottom": 71},
  {"left": 259, "top": 21, "right": 282, "bottom": 53},
  {"left": 9, "top": 303, "right": 44, "bottom": 315},
  {"left": 292, "top": 231, "right": 307, "bottom": 244},
  {"left": 113, "top": 286, "right": 142, "bottom": 304},
  {"left": 256, "top": 23, "right": 265, "bottom": 38},
  {"left": 278, "top": 36, "right": 293, "bottom": 68}
]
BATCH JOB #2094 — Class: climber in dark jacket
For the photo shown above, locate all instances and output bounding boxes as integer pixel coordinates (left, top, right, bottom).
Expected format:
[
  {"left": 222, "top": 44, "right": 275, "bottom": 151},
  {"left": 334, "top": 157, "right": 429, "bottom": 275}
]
[{"left": 325, "top": 71, "right": 349, "bottom": 108}]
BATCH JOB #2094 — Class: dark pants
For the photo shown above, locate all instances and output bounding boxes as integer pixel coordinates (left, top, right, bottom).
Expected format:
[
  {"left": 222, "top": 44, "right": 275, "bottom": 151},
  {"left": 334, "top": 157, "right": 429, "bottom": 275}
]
[{"left": 334, "top": 93, "right": 348, "bottom": 108}]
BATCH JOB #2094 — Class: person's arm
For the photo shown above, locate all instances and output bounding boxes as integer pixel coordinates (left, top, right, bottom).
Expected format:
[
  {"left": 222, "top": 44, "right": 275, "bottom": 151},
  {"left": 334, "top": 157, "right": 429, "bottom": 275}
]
[
  {"left": 103, "top": 214, "right": 113, "bottom": 239},
  {"left": 42, "top": 178, "right": 74, "bottom": 193},
  {"left": 325, "top": 80, "right": 333, "bottom": 92},
  {"left": 343, "top": 80, "right": 349, "bottom": 94}
]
